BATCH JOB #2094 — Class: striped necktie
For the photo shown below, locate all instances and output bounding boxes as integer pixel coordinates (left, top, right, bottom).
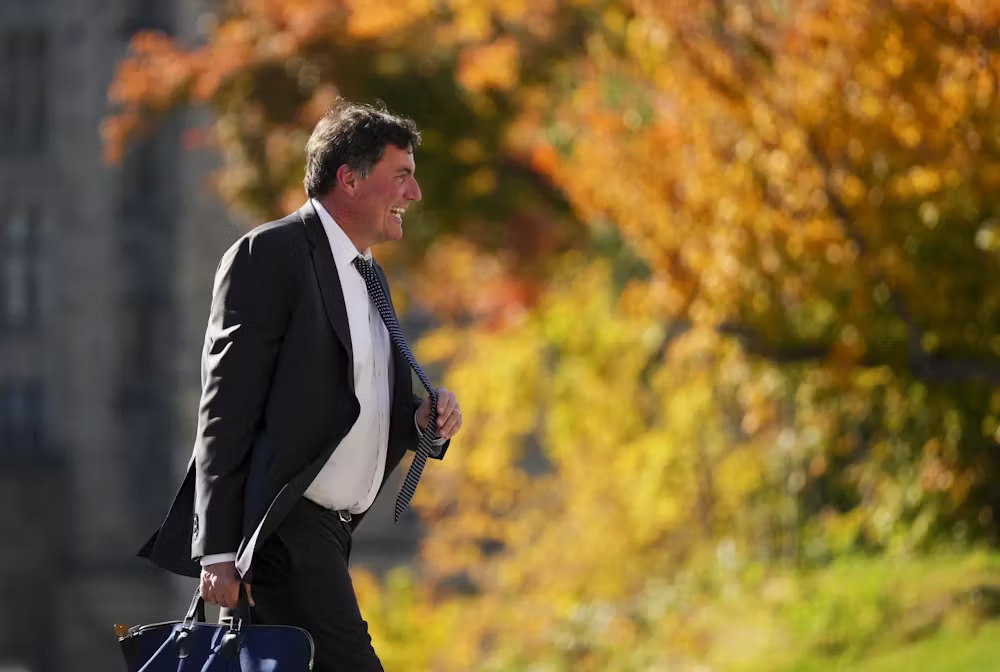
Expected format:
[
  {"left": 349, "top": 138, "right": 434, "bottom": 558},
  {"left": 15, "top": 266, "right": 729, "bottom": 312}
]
[{"left": 353, "top": 255, "right": 438, "bottom": 522}]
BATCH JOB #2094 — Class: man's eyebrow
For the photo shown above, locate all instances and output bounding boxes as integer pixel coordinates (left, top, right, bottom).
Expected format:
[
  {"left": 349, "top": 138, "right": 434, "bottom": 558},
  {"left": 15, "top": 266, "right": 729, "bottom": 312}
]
[{"left": 396, "top": 167, "right": 414, "bottom": 176}]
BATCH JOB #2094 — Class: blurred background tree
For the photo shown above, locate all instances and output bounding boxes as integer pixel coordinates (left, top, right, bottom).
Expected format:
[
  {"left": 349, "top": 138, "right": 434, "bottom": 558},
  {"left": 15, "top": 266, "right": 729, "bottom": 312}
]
[{"left": 107, "top": 0, "right": 1000, "bottom": 668}]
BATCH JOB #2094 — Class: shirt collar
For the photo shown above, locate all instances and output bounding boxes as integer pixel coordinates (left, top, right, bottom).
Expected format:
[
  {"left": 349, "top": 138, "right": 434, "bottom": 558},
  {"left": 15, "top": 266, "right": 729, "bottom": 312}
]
[{"left": 311, "top": 198, "right": 373, "bottom": 269}]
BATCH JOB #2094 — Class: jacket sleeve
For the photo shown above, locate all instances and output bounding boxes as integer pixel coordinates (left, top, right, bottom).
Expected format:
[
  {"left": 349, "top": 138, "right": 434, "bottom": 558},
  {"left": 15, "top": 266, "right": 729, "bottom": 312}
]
[{"left": 191, "top": 231, "right": 293, "bottom": 559}]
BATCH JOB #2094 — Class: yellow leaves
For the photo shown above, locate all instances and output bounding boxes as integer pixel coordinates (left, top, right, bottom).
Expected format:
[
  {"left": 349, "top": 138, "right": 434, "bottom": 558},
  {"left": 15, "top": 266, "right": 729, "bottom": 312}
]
[
  {"left": 354, "top": 568, "right": 467, "bottom": 672},
  {"left": 717, "top": 446, "right": 765, "bottom": 507},
  {"left": 411, "top": 260, "right": 764, "bottom": 626},
  {"left": 974, "top": 218, "right": 1000, "bottom": 253},
  {"left": 452, "top": 3, "right": 494, "bottom": 42},
  {"left": 464, "top": 166, "right": 498, "bottom": 196},
  {"left": 893, "top": 119, "right": 924, "bottom": 148},
  {"left": 890, "top": 165, "right": 943, "bottom": 198},
  {"left": 414, "top": 326, "right": 461, "bottom": 364},
  {"left": 450, "top": 137, "right": 487, "bottom": 164},
  {"left": 344, "top": 0, "right": 432, "bottom": 39},
  {"left": 836, "top": 172, "right": 868, "bottom": 206},
  {"left": 457, "top": 37, "right": 521, "bottom": 91},
  {"left": 618, "top": 432, "right": 687, "bottom": 544}
]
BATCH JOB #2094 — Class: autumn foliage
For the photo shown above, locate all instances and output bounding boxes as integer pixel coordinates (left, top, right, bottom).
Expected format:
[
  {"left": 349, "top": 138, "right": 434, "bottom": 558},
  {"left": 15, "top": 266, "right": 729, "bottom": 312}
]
[{"left": 108, "top": 0, "right": 1000, "bottom": 667}]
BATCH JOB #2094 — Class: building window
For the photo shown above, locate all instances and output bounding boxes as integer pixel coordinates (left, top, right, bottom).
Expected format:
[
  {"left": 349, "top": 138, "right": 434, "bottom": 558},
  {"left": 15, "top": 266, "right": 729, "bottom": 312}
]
[
  {"left": 0, "top": 381, "right": 47, "bottom": 459},
  {"left": 116, "top": 131, "right": 177, "bottom": 522},
  {"left": 0, "top": 29, "right": 48, "bottom": 154},
  {"left": 0, "top": 206, "right": 41, "bottom": 331}
]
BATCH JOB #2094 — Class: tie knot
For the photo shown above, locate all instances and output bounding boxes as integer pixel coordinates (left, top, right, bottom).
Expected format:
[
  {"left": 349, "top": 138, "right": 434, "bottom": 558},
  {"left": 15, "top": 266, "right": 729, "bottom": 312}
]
[{"left": 353, "top": 255, "right": 372, "bottom": 273}]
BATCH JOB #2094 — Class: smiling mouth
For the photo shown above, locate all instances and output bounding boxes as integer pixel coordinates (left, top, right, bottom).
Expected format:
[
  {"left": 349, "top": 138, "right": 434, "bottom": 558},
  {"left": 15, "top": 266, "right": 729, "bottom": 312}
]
[{"left": 390, "top": 207, "right": 405, "bottom": 219}]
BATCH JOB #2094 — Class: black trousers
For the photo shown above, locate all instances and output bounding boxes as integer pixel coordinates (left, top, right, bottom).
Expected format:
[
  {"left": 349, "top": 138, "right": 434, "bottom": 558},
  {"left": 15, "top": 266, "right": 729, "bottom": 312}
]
[{"left": 249, "top": 497, "right": 383, "bottom": 671}]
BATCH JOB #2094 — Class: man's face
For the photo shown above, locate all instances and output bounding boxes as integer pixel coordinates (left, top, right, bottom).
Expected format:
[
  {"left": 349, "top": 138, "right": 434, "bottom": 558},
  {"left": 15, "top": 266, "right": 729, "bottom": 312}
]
[{"left": 354, "top": 144, "right": 422, "bottom": 247}]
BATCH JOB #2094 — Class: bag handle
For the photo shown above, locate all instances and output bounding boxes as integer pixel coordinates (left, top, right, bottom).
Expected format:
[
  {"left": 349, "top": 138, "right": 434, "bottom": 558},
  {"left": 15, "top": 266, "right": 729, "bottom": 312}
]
[
  {"left": 176, "top": 587, "right": 207, "bottom": 657},
  {"left": 213, "top": 584, "right": 253, "bottom": 660},
  {"left": 182, "top": 584, "right": 253, "bottom": 629},
  {"left": 229, "top": 583, "right": 253, "bottom": 631},
  {"left": 183, "top": 586, "right": 207, "bottom": 626},
  {"left": 176, "top": 584, "right": 255, "bottom": 660}
]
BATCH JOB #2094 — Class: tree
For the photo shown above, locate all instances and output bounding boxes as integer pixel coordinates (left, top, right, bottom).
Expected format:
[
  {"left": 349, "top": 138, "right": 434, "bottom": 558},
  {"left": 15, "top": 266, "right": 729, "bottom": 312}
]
[{"left": 108, "top": 0, "right": 1000, "bottom": 667}]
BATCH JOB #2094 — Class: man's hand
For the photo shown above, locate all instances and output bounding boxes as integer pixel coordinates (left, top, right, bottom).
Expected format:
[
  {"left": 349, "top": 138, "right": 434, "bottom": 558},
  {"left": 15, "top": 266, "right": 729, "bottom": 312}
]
[
  {"left": 200, "top": 561, "right": 254, "bottom": 609},
  {"left": 416, "top": 387, "right": 462, "bottom": 440}
]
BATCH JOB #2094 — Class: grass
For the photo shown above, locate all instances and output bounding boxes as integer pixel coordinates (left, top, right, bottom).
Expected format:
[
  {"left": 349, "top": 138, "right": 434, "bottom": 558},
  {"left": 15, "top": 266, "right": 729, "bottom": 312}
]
[
  {"left": 786, "top": 620, "right": 1000, "bottom": 671},
  {"left": 727, "top": 551, "right": 1000, "bottom": 672}
]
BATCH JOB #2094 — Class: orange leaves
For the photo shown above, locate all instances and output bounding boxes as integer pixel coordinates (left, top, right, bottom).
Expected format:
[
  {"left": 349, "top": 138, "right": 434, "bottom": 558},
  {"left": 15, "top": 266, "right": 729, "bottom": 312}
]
[
  {"left": 239, "top": 0, "right": 344, "bottom": 43},
  {"left": 103, "top": 31, "right": 197, "bottom": 161},
  {"left": 107, "top": 31, "right": 191, "bottom": 109},
  {"left": 457, "top": 37, "right": 521, "bottom": 91},
  {"left": 497, "top": 0, "right": 1000, "bottom": 368},
  {"left": 408, "top": 236, "right": 536, "bottom": 326},
  {"left": 343, "top": 0, "right": 433, "bottom": 40},
  {"left": 190, "top": 24, "right": 257, "bottom": 101},
  {"left": 297, "top": 84, "right": 342, "bottom": 127},
  {"left": 106, "top": 1, "right": 340, "bottom": 164}
]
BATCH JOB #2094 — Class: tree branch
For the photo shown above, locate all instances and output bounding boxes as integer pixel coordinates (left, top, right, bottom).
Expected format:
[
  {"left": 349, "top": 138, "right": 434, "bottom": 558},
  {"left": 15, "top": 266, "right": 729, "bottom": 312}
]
[
  {"left": 805, "top": 135, "right": 927, "bottom": 356},
  {"left": 797, "top": 135, "right": 1000, "bottom": 385},
  {"left": 660, "top": 320, "right": 1000, "bottom": 386}
]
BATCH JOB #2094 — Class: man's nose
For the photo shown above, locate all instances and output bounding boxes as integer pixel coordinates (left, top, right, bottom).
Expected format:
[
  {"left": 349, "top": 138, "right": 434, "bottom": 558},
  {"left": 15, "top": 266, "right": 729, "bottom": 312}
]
[{"left": 407, "top": 178, "right": 422, "bottom": 202}]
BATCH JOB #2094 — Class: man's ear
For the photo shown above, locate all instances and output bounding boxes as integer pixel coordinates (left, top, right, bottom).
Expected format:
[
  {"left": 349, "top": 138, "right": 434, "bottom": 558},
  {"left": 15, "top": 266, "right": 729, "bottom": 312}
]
[{"left": 336, "top": 164, "right": 359, "bottom": 194}]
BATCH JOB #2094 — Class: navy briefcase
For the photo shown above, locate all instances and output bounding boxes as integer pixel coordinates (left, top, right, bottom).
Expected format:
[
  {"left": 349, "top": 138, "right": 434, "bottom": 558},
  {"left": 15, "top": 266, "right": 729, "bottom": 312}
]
[{"left": 116, "top": 585, "right": 315, "bottom": 671}]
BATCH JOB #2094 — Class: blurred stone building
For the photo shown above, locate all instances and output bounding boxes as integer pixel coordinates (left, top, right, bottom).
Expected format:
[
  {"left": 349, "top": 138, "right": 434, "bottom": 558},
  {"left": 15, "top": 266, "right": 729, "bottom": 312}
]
[{"left": 0, "top": 1, "right": 418, "bottom": 669}]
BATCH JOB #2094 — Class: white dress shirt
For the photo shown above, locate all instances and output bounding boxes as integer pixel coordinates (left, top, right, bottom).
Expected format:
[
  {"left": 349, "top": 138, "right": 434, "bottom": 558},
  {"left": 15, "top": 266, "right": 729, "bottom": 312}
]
[
  {"left": 201, "top": 199, "right": 441, "bottom": 567},
  {"left": 302, "top": 199, "right": 393, "bottom": 514}
]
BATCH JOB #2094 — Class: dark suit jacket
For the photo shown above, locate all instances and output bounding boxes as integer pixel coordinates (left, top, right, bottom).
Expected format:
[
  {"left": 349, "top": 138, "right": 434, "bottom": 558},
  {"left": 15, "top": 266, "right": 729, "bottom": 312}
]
[{"left": 139, "top": 201, "right": 448, "bottom": 579}]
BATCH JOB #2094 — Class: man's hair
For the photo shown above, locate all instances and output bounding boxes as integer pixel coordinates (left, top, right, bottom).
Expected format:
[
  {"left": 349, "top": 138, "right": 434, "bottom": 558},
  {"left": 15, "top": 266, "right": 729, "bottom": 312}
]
[{"left": 303, "top": 99, "right": 422, "bottom": 198}]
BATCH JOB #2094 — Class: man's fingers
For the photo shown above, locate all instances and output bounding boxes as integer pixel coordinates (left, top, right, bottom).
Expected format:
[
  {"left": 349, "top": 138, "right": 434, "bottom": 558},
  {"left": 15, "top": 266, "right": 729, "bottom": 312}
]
[
  {"left": 435, "top": 388, "right": 453, "bottom": 413},
  {"left": 426, "top": 388, "right": 462, "bottom": 437},
  {"left": 441, "top": 413, "right": 462, "bottom": 439},
  {"left": 199, "top": 567, "right": 243, "bottom": 609},
  {"left": 227, "top": 582, "right": 241, "bottom": 607},
  {"left": 439, "top": 405, "right": 462, "bottom": 438},
  {"left": 207, "top": 583, "right": 239, "bottom": 608},
  {"left": 245, "top": 583, "right": 255, "bottom": 607},
  {"left": 437, "top": 392, "right": 456, "bottom": 428}
]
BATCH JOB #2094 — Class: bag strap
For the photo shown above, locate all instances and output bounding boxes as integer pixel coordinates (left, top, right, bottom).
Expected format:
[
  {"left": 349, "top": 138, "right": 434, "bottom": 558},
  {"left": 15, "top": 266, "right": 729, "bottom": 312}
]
[
  {"left": 229, "top": 583, "right": 253, "bottom": 631},
  {"left": 182, "top": 584, "right": 251, "bottom": 630},
  {"left": 183, "top": 586, "right": 207, "bottom": 626}
]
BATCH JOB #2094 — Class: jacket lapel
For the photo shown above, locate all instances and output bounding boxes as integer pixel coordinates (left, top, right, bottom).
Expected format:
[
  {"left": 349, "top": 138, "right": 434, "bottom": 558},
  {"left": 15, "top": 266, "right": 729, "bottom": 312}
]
[{"left": 298, "top": 201, "right": 354, "bottom": 394}]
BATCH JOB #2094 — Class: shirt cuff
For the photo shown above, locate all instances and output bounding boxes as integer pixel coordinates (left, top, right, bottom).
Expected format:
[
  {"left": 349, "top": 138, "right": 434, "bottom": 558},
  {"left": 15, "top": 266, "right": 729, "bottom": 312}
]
[
  {"left": 200, "top": 552, "right": 238, "bottom": 567},
  {"left": 414, "top": 411, "right": 447, "bottom": 456}
]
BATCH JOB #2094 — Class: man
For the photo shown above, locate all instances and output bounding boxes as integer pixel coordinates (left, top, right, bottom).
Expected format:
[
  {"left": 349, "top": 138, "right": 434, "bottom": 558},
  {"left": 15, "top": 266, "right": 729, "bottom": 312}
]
[{"left": 138, "top": 100, "right": 462, "bottom": 670}]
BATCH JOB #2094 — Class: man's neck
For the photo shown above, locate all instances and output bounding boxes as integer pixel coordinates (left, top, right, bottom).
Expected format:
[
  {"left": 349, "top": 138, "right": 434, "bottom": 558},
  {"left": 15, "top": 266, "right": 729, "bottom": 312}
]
[{"left": 316, "top": 196, "right": 370, "bottom": 253}]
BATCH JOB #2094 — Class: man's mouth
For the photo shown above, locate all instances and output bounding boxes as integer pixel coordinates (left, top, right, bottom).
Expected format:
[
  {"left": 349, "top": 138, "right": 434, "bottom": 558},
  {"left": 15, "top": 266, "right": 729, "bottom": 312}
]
[{"left": 390, "top": 207, "right": 405, "bottom": 219}]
